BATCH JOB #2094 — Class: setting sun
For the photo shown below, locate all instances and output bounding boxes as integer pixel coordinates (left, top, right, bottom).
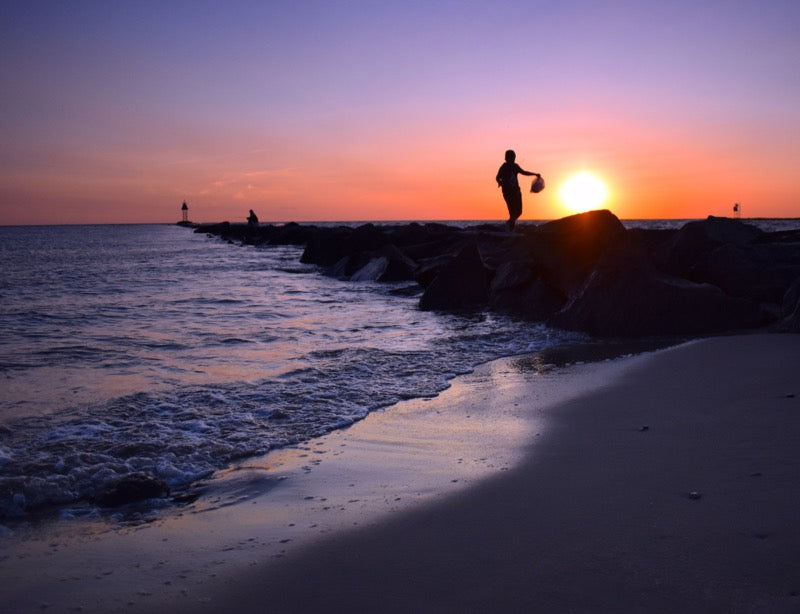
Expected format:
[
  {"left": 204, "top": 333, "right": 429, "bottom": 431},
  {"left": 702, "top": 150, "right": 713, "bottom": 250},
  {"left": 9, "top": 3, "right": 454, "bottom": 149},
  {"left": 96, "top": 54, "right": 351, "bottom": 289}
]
[{"left": 560, "top": 172, "right": 609, "bottom": 214}]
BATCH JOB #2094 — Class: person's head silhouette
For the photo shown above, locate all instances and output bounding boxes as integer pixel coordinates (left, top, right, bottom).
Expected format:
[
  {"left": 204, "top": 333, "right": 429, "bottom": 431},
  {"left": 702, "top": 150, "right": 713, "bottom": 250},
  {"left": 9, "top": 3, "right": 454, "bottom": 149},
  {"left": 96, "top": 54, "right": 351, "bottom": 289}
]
[{"left": 505, "top": 150, "right": 516, "bottom": 163}]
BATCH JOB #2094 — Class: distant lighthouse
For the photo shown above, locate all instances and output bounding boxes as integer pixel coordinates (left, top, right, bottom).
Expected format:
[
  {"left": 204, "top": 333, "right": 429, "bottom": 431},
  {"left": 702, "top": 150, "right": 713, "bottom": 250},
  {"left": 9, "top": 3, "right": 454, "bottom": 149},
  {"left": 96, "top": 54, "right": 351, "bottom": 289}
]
[{"left": 181, "top": 201, "right": 189, "bottom": 223}]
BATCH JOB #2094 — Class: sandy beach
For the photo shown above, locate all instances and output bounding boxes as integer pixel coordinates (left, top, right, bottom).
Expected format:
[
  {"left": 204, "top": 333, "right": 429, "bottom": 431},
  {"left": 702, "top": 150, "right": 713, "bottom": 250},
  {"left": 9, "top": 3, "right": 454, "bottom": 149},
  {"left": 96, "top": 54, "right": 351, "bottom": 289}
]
[
  {"left": 0, "top": 331, "right": 620, "bottom": 612},
  {"left": 193, "top": 333, "right": 800, "bottom": 613},
  {"left": 2, "top": 333, "right": 798, "bottom": 613}
]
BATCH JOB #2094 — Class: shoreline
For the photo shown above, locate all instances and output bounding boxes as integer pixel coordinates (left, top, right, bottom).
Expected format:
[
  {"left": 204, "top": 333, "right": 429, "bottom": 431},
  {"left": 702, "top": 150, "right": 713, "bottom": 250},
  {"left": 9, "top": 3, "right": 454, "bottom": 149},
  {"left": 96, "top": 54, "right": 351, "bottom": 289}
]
[
  {"left": 2, "top": 333, "right": 797, "bottom": 612},
  {"left": 195, "top": 333, "right": 800, "bottom": 613},
  {"left": 0, "top": 339, "right": 645, "bottom": 612}
]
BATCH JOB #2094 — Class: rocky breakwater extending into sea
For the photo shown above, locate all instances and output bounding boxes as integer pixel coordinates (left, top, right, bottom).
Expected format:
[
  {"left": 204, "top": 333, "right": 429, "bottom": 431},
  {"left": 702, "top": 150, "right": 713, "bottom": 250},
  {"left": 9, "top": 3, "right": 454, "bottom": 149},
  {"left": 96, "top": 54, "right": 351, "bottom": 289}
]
[{"left": 195, "top": 210, "right": 800, "bottom": 337}]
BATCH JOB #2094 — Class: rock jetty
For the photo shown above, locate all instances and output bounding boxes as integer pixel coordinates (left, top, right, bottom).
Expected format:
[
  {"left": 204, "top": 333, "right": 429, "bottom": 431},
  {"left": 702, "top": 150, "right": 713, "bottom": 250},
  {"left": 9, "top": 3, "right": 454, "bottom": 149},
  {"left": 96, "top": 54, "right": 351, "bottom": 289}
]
[{"left": 193, "top": 210, "right": 800, "bottom": 337}]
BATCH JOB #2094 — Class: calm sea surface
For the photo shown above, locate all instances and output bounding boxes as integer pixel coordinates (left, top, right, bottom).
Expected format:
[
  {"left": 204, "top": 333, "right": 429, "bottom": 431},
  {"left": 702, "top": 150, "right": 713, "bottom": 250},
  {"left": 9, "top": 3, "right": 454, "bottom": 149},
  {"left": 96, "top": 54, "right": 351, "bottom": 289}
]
[{"left": 0, "top": 219, "right": 795, "bottom": 522}]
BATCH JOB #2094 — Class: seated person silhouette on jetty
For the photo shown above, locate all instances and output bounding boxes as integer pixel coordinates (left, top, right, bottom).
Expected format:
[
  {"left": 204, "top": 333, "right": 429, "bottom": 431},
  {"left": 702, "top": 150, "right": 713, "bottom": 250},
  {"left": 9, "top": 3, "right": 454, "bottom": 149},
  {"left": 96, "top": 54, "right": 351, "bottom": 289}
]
[
  {"left": 247, "top": 209, "right": 259, "bottom": 228},
  {"left": 496, "top": 150, "right": 540, "bottom": 232}
]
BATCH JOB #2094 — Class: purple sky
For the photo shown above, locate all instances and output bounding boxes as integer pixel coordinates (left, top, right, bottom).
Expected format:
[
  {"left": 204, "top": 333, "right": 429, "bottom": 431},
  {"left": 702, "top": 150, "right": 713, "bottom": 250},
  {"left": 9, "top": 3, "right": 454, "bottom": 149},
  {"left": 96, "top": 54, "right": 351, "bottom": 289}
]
[{"left": 2, "top": 1, "right": 799, "bottom": 224}]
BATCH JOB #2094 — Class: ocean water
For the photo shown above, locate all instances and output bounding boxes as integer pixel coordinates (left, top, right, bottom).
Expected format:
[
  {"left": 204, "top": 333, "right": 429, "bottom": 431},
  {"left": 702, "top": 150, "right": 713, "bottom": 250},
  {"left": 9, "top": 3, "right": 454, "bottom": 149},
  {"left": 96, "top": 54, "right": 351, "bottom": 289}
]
[
  {"left": 0, "top": 223, "right": 580, "bottom": 521},
  {"left": 1, "top": 218, "right": 796, "bottom": 523}
]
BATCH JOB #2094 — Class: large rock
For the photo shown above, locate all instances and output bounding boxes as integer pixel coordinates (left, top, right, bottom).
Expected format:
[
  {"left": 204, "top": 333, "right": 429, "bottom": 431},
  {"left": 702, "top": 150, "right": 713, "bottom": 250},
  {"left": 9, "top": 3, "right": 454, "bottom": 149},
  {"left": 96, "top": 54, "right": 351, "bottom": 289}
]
[
  {"left": 525, "top": 209, "right": 628, "bottom": 296},
  {"left": 301, "top": 224, "right": 390, "bottom": 266},
  {"left": 488, "top": 261, "right": 564, "bottom": 320},
  {"left": 419, "top": 243, "right": 492, "bottom": 311},
  {"left": 384, "top": 222, "right": 451, "bottom": 248},
  {"left": 188, "top": 215, "right": 800, "bottom": 337},
  {"left": 778, "top": 276, "right": 800, "bottom": 332},
  {"left": 300, "top": 227, "right": 355, "bottom": 266},
  {"left": 651, "top": 220, "right": 800, "bottom": 304},
  {"left": 655, "top": 216, "right": 763, "bottom": 277},
  {"left": 348, "top": 244, "right": 418, "bottom": 282},
  {"left": 686, "top": 242, "right": 800, "bottom": 304},
  {"left": 552, "top": 242, "right": 773, "bottom": 337},
  {"left": 267, "top": 221, "right": 318, "bottom": 245},
  {"left": 414, "top": 250, "right": 466, "bottom": 289}
]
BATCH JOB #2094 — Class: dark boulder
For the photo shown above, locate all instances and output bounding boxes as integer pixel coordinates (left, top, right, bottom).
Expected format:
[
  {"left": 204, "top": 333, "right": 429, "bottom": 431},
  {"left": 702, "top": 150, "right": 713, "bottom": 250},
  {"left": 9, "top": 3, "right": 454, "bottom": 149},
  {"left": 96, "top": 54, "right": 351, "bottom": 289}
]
[
  {"left": 402, "top": 234, "right": 470, "bottom": 262},
  {"left": 687, "top": 242, "right": 800, "bottom": 304},
  {"left": 96, "top": 474, "right": 170, "bottom": 508},
  {"left": 778, "top": 276, "right": 800, "bottom": 332},
  {"left": 269, "top": 222, "right": 318, "bottom": 245},
  {"left": 525, "top": 209, "right": 628, "bottom": 296},
  {"left": 490, "top": 260, "right": 535, "bottom": 292},
  {"left": 327, "top": 244, "right": 418, "bottom": 282},
  {"left": 419, "top": 243, "right": 492, "bottom": 311},
  {"left": 326, "top": 252, "right": 373, "bottom": 279},
  {"left": 350, "top": 223, "right": 391, "bottom": 251},
  {"left": 655, "top": 216, "right": 763, "bottom": 277},
  {"left": 301, "top": 223, "right": 391, "bottom": 266},
  {"left": 551, "top": 241, "right": 773, "bottom": 337},
  {"left": 348, "top": 257, "right": 390, "bottom": 282},
  {"left": 300, "top": 227, "right": 354, "bottom": 266},
  {"left": 186, "top": 215, "right": 800, "bottom": 337},
  {"left": 196, "top": 221, "right": 232, "bottom": 237},
  {"left": 376, "top": 244, "right": 419, "bottom": 282},
  {"left": 488, "top": 261, "right": 564, "bottom": 320},
  {"left": 475, "top": 232, "right": 524, "bottom": 270},
  {"left": 350, "top": 244, "right": 419, "bottom": 282},
  {"left": 414, "top": 252, "right": 462, "bottom": 289},
  {"left": 652, "top": 219, "right": 800, "bottom": 304},
  {"left": 781, "top": 276, "right": 800, "bottom": 318},
  {"left": 384, "top": 222, "right": 446, "bottom": 248}
]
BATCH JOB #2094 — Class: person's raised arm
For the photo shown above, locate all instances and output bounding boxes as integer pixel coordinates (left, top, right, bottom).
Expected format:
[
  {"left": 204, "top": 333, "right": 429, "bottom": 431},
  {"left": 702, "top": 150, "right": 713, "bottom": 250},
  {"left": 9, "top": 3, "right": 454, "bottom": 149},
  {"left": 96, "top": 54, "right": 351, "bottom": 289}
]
[{"left": 519, "top": 168, "right": 540, "bottom": 177}]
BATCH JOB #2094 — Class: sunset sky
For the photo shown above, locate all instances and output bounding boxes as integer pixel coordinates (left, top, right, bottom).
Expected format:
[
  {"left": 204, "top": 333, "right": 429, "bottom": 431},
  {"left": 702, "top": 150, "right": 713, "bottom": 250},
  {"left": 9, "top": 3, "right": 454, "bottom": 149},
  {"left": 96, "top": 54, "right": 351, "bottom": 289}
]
[{"left": 2, "top": 1, "right": 799, "bottom": 225}]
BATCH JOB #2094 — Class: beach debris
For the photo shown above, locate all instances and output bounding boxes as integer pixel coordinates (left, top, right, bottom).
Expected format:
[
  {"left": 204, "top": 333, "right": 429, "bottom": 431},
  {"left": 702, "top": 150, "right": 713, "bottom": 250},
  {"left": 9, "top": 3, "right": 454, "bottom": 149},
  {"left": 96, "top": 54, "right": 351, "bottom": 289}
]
[
  {"left": 687, "top": 490, "right": 702, "bottom": 500},
  {"left": 637, "top": 425, "right": 650, "bottom": 432}
]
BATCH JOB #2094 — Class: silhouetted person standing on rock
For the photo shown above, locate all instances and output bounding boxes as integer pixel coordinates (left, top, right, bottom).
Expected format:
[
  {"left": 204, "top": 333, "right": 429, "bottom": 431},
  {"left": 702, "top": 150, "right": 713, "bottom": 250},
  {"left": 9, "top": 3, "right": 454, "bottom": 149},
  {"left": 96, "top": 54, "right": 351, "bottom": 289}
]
[
  {"left": 496, "top": 150, "right": 539, "bottom": 232},
  {"left": 247, "top": 209, "right": 259, "bottom": 228}
]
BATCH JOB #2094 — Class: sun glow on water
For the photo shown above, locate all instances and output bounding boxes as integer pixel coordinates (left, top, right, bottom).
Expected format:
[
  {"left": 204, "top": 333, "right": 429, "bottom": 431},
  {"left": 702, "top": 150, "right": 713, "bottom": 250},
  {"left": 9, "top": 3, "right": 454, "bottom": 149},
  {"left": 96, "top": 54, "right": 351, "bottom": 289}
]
[{"left": 560, "top": 172, "right": 609, "bottom": 214}]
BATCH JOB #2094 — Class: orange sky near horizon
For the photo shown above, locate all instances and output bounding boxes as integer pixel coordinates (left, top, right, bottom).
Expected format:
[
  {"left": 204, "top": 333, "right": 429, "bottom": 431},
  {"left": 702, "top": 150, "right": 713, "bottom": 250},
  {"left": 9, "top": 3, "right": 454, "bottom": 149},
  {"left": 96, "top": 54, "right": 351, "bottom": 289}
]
[{"left": 2, "top": 2, "right": 799, "bottom": 225}]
